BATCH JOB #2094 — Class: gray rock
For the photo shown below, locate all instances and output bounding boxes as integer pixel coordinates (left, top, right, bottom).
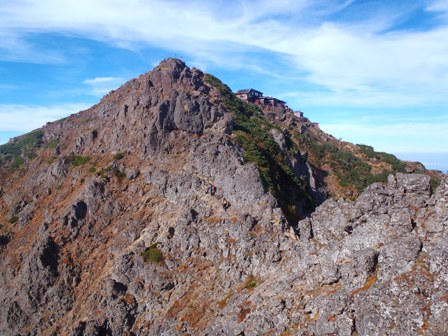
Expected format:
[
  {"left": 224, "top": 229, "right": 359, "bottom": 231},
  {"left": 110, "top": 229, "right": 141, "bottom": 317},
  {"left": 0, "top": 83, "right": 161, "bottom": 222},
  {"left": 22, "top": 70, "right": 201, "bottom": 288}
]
[{"left": 0, "top": 58, "right": 445, "bottom": 336}]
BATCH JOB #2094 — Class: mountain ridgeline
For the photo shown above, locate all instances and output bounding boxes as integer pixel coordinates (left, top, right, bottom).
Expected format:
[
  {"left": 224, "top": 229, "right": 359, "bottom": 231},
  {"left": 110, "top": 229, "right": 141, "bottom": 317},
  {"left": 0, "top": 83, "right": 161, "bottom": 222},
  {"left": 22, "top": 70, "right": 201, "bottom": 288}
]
[{"left": 0, "top": 59, "right": 446, "bottom": 335}]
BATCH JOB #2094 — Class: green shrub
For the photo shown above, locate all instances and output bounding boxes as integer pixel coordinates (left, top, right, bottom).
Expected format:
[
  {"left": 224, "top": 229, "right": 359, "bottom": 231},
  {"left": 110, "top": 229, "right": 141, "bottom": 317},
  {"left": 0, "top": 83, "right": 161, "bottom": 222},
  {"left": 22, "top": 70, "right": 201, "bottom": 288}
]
[
  {"left": 430, "top": 176, "right": 441, "bottom": 193},
  {"left": 377, "top": 152, "right": 406, "bottom": 172},
  {"left": 0, "top": 130, "right": 44, "bottom": 157},
  {"left": 96, "top": 168, "right": 108, "bottom": 178},
  {"left": 69, "top": 155, "right": 91, "bottom": 166},
  {"left": 79, "top": 118, "right": 93, "bottom": 124},
  {"left": 45, "top": 139, "right": 59, "bottom": 149},
  {"left": 11, "top": 156, "right": 25, "bottom": 171},
  {"left": 358, "top": 144, "right": 406, "bottom": 172},
  {"left": 88, "top": 167, "right": 96, "bottom": 174},
  {"left": 330, "top": 149, "right": 373, "bottom": 191},
  {"left": 243, "top": 275, "right": 257, "bottom": 290},
  {"left": 114, "top": 152, "right": 124, "bottom": 160},
  {"left": 305, "top": 138, "right": 407, "bottom": 192},
  {"left": 305, "top": 138, "right": 373, "bottom": 191},
  {"left": 141, "top": 242, "right": 164, "bottom": 263},
  {"left": 112, "top": 167, "right": 126, "bottom": 178},
  {"left": 0, "top": 130, "right": 44, "bottom": 169},
  {"left": 205, "top": 74, "right": 315, "bottom": 223},
  {"left": 357, "top": 144, "right": 376, "bottom": 158},
  {"left": 367, "top": 170, "right": 391, "bottom": 185},
  {"left": 95, "top": 165, "right": 125, "bottom": 179},
  {"left": 8, "top": 216, "right": 18, "bottom": 224}
]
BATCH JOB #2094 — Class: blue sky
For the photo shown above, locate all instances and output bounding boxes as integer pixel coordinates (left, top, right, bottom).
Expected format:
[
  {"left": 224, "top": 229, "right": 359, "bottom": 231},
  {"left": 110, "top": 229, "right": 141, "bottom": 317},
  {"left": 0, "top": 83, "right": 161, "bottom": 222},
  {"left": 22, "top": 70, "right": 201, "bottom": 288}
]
[{"left": 0, "top": 0, "right": 447, "bottom": 171}]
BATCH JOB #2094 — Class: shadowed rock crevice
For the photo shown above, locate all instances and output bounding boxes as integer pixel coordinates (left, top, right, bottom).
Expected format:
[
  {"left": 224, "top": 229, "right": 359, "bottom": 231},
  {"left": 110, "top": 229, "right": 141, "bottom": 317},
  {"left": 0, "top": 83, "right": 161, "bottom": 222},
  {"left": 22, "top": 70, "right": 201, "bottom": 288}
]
[
  {"left": 96, "top": 320, "right": 113, "bottom": 336},
  {"left": 0, "top": 234, "right": 10, "bottom": 248},
  {"left": 73, "top": 200, "right": 88, "bottom": 220},
  {"left": 39, "top": 237, "right": 60, "bottom": 277}
]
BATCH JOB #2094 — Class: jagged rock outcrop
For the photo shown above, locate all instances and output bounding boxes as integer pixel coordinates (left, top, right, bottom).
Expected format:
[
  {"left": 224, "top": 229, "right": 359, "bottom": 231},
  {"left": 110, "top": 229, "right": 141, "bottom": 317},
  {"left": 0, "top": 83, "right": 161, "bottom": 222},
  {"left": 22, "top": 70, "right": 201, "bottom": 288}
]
[{"left": 0, "top": 59, "right": 446, "bottom": 335}]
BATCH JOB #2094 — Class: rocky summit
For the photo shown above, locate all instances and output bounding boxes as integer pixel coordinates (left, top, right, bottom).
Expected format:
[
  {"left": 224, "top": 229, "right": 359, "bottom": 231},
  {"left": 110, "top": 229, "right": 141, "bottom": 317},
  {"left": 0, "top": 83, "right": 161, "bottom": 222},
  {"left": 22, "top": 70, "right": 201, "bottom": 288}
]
[{"left": 0, "top": 58, "right": 446, "bottom": 336}]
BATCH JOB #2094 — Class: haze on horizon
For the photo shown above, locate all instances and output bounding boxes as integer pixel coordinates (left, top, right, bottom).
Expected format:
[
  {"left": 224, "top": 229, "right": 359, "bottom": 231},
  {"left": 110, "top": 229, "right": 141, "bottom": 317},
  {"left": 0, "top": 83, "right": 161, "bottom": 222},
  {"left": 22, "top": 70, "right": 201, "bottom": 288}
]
[{"left": 0, "top": 0, "right": 447, "bottom": 171}]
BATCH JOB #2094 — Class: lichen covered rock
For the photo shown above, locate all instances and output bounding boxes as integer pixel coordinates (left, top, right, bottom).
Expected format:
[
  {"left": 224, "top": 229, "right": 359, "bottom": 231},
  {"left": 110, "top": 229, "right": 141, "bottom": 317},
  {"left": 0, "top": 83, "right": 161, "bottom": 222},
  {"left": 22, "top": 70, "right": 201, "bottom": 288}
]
[{"left": 0, "top": 59, "right": 446, "bottom": 336}]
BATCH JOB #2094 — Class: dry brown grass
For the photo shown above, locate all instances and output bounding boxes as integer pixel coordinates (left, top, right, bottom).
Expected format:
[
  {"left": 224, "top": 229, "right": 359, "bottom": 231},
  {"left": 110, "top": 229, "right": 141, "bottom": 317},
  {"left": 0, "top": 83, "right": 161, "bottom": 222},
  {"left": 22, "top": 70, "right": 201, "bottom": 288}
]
[
  {"left": 237, "top": 301, "right": 252, "bottom": 323},
  {"left": 351, "top": 268, "right": 379, "bottom": 296}
]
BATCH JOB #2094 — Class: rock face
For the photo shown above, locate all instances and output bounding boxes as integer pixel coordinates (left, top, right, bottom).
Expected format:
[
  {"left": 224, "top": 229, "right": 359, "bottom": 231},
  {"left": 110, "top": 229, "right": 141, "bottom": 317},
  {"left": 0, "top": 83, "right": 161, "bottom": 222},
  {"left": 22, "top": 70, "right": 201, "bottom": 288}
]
[{"left": 0, "top": 59, "right": 446, "bottom": 336}]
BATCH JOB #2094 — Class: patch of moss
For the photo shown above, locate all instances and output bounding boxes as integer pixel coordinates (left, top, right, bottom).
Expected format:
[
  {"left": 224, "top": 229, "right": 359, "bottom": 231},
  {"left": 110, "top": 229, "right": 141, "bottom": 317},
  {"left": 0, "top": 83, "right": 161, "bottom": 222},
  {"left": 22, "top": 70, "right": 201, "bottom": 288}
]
[
  {"left": 45, "top": 139, "right": 59, "bottom": 149},
  {"left": 141, "top": 242, "right": 164, "bottom": 263},
  {"left": 243, "top": 275, "right": 257, "bottom": 290},
  {"left": 430, "top": 176, "right": 441, "bottom": 193},
  {"left": 95, "top": 165, "right": 125, "bottom": 179},
  {"left": 96, "top": 167, "right": 108, "bottom": 179},
  {"left": 8, "top": 216, "right": 18, "bottom": 224},
  {"left": 79, "top": 117, "right": 93, "bottom": 124},
  {"left": 11, "top": 156, "right": 25, "bottom": 171},
  {"left": 112, "top": 167, "right": 126, "bottom": 179},
  {"left": 1, "top": 224, "right": 11, "bottom": 235},
  {"left": 69, "top": 155, "right": 91, "bottom": 167}
]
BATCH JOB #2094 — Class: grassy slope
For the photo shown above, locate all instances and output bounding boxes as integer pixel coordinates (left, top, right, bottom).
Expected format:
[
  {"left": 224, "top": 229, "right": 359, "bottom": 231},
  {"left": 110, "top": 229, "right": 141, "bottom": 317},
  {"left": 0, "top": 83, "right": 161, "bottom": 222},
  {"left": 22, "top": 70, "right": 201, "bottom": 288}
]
[
  {"left": 204, "top": 72, "right": 441, "bottom": 208},
  {"left": 205, "top": 74, "right": 315, "bottom": 223}
]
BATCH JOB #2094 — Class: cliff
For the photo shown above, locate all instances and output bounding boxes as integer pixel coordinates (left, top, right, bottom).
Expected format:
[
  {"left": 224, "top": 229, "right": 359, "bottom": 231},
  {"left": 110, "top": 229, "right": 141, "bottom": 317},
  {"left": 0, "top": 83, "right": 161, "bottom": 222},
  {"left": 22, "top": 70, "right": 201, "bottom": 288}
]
[{"left": 0, "top": 59, "right": 446, "bottom": 335}]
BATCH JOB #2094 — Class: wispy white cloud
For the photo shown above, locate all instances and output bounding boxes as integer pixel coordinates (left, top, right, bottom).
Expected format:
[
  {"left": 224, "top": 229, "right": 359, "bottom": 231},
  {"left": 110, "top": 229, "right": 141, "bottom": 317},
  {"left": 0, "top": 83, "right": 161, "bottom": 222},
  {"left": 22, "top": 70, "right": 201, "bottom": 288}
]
[
  {"left": 0, "top": 30, "right": 65, "bottom": 63},
  {"left": 283, "top": 81, "right": 446, "bottom": 109},
  {"left": 83, "top": 76, "right": 125, "bottom": 96},
  {"left": 278, "top": 23, "right": 448, "bottom": 107},
  {"left": 0, "top": 103, "right": 89, "bottom": 132},
  {"left": 320, "top": 119, "right": 448, "bottom": 153},
  {"left": 427, "top": 0, "right": 448, "bottom": 15},
  {"left": 0, "top": 84, "right": 20, "bottom": 90},
  {"left": 1, "top": 0, "right": 447, "bottom": 110}
]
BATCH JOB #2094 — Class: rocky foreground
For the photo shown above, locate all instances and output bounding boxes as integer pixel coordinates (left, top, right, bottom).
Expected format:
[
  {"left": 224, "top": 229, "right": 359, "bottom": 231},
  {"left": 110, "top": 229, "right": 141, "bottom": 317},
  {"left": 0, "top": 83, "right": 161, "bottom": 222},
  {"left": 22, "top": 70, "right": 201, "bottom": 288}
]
[{"left": 0, "top": 59, "right": 447, "bottom": 335}]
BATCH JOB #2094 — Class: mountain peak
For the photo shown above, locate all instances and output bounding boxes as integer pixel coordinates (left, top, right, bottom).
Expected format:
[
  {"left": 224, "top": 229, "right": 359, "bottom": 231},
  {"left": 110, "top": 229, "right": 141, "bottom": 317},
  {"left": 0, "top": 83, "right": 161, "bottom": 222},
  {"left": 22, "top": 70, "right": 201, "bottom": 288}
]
[
  {"left": 0, "top": 60, "right": 445, "bottom": 336},
  {"left": 155, "top": 57, "right": 187, "bottom": 72}
]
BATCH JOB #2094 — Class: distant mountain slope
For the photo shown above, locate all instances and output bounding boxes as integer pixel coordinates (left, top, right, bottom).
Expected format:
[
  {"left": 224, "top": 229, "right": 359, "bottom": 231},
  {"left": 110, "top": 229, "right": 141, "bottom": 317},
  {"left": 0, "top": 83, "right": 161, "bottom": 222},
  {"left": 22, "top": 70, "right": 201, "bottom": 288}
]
[{"left": 0, "top": 59, "right": 446, "bottom": 336}]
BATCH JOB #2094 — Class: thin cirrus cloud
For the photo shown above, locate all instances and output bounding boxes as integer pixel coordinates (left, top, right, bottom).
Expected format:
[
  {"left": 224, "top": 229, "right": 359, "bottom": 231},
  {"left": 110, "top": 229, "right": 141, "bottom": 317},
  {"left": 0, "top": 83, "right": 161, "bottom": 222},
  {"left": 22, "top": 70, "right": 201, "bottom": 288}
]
[
  {"left": 1, "top": 0, "right": 447, "bottom": 108},
  {"left": 83, "top": 77, "right": 125, "bottom": 97},
  {"left": 427, "top": 0, "right": 448, "bottom": 14},
  {"left": 0, "top": 30, "right": 65, "bottom": 64},
  {"left": 0, "top": 103, "right": 90, "bottom": 132},
  {"left": 320, "top": 120, "right": 448, "bottom": 153}
]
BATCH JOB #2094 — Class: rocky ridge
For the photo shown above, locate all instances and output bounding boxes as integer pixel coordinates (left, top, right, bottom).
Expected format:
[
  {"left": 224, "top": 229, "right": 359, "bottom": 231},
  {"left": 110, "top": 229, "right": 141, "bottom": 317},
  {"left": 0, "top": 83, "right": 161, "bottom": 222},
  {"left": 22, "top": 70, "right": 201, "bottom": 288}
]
[{"left": 0, "top": 59, "right": 446, "bottom": 335}]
